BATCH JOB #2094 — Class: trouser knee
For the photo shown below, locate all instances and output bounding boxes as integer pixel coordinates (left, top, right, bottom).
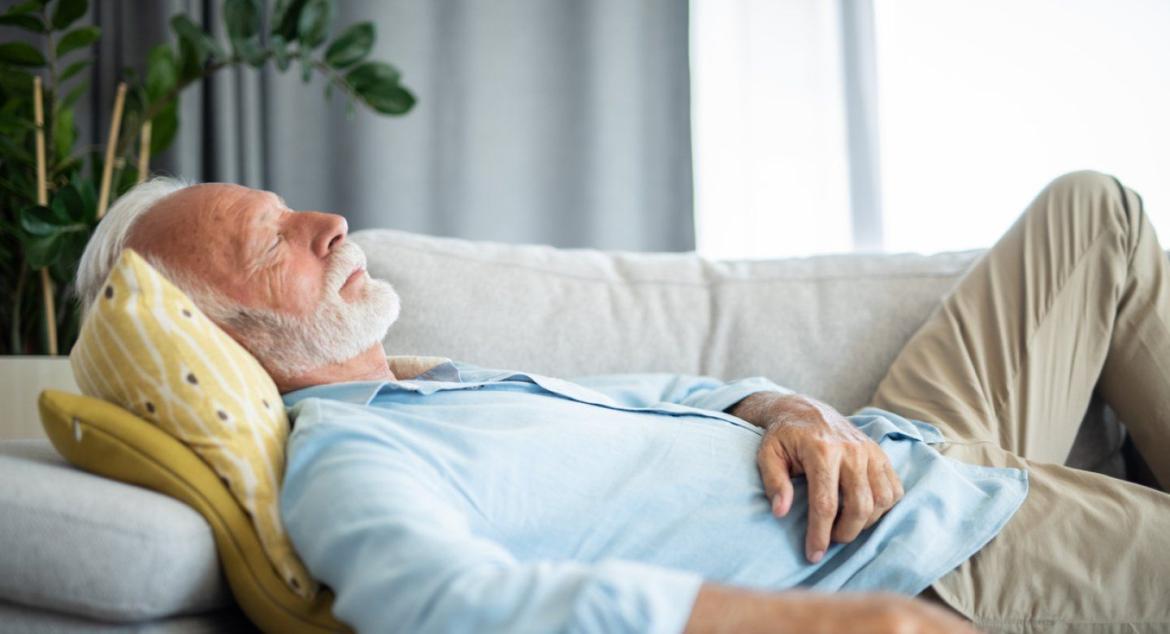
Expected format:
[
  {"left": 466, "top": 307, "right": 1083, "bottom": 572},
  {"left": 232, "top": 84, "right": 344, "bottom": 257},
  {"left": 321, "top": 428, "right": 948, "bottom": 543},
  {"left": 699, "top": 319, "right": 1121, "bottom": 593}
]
[{"left": 1034, "top": 169, "right": 1143, "bottom": 258}]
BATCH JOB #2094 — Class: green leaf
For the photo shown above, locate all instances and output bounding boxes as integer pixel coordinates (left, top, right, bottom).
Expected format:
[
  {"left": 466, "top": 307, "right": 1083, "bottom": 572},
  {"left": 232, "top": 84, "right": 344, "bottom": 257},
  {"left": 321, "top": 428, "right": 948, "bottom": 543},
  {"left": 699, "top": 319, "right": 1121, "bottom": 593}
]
[
  {"left": 0, "top": 112, "right": 34, "bottom": 134},
  {"left": 355, "top": 82, "right": 415, "bottom": 115},
  {"left": 54, "top": 180, "right": 91, "bottom": 223},
  {"left": 24, "top": 233, "right": 67, "bottom": 269},
  {"left": 345, "top": 60, "right": 400, "bottom": 90},
  {"left": 170, "top": 14, "right": 225, "bottom": 64},
  {"left": 114, "top": 160, "right": 138, "bottom": 196},
  {"left": 51, "top": 106, "right": 74, "bottom": 160},
  {"left": 0, "top": 67, "right": 35, "bottom": 95},
  {"left": 0, "top": 134, "right": 33, "bottom": 164},
  {"left": 20, "top": 205, "right": 59, "bottom": 237},
  {"left": 175, "top": 38, "right": 200, "bottom": 82},
  {"left": 50, "top": 0, "right": 87, "bottom": 30},
  {"left": 296, "top": 0, "right": 333, "bottom": 48},
  {"left": 224, "top": 0, "right": 261, "bottom": 41},
  {"left": 271, "top": 34, "right": 290, "bottom": 71},
  {"left": 240, "top": 39, "right": 266, "bottom": 67},
  {"left": 299, "top": 46, "right": 312, "bottom": 82},
  {"left": 4, "top": 1, "right": 43, "bottom": 15},
  {"left": 56, "top": 25, "right": 99, "bottom": 57},
  {"left": 0, "top": 42, "right": 46, "bottom": 66},
  {"left": 272, "top": 0, "right": 308, "bottom": 40},
  {"left": 149, "top": 101, "right": 178, "bottom": 155},
  {"left": 347, "top": 61, "right": 416, "bottom": 115},
  {"left": 48, "top": 192, "right": 70, "bottom": 223},
  {"left": 59, "top": 58, "right": 90, "bottom": 82},
  {"left": 324, "top": 21, "right": 373, "bottom": 69},
  {"left": 60, "top": 79, "right": 88, "bottom": 109},
  {"left": 74, "top": 175, "right": 97, "bottom": 222},
  {"left": 145, "top": 44, "right": 176, "bottom": 101},
  {"left": 0, "top": 13, "right": 45, "bottom": 32}
]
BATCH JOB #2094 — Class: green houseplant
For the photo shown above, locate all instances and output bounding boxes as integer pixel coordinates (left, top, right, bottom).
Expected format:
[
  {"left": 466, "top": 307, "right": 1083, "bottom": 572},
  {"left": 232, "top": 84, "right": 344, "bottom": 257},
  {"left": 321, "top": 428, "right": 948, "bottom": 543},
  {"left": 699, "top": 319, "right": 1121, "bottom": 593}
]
[{"left": 0, "top": 0, "right": 415, "bottom": 358}]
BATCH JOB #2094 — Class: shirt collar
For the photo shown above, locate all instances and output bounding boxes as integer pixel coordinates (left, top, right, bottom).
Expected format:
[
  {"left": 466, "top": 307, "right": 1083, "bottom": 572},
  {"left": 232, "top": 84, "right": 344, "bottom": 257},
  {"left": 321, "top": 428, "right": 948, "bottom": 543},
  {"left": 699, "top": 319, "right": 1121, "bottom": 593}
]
[{"left": 281, "top": 355, "right": 460, "bottom": 407}]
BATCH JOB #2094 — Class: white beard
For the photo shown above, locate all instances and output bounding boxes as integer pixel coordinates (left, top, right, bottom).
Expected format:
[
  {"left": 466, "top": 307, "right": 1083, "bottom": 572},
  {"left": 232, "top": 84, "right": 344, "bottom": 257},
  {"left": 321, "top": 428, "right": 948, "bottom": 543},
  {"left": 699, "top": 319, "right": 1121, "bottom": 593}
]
[{"left": 226, "top": 242, "right": 401, "bottom": 377}]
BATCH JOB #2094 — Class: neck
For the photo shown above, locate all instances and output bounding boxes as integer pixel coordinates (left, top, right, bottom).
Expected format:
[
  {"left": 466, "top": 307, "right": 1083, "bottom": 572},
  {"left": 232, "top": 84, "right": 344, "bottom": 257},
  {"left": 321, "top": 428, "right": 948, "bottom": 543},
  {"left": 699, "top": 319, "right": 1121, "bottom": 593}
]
[{"left": 274, "top": 343, "right": 396, "bottom": 393}]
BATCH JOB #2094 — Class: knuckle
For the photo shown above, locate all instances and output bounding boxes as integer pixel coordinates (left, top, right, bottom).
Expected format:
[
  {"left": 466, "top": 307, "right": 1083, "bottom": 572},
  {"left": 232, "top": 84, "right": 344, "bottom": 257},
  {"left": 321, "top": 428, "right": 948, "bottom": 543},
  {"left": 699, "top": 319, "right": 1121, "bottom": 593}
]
[
  {"left": 812, "top": 496, "right": 837, "bottom": 516},
  {"left": 811, "top": 441, "right": 838, "bottom": 461}
]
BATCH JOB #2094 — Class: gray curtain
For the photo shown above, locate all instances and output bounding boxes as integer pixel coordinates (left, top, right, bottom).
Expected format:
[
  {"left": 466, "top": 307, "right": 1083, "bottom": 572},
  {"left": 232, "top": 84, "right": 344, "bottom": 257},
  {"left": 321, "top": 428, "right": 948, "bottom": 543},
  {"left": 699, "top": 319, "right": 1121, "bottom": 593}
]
[{"left": 80, "top": 0, "right": 694, "bottom": 252}]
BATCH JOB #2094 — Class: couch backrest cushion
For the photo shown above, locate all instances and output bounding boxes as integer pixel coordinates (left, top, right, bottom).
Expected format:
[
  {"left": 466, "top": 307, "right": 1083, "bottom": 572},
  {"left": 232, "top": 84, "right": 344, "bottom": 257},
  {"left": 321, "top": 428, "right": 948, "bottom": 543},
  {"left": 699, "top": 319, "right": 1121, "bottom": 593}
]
[{"left": 354, "top": 229, "right": 982, "bottom": 414}]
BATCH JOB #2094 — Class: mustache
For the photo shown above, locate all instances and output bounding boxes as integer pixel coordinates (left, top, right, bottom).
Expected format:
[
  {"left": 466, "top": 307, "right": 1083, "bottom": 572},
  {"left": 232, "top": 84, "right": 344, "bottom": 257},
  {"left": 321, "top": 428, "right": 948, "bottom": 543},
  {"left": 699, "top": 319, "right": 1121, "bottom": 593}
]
[{"left": 325, "top": 242, "right": 368, "bottom": 293}]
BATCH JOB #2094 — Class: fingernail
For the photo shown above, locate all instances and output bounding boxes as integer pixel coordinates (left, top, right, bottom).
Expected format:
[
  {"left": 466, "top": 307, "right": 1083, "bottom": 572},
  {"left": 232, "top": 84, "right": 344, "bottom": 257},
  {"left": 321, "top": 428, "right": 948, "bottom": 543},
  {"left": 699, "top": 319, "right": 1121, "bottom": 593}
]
[
  {"left": 810, "top": 550, "right": 825, "bottom": 564},
  {"left": 771, "top": 497, "right": 783, "bottom": 516}
]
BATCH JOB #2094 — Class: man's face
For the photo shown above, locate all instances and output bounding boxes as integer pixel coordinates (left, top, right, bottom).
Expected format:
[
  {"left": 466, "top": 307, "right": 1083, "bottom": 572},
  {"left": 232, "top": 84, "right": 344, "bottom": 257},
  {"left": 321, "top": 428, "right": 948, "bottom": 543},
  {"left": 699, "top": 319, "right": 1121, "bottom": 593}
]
[{"left": 125, "top": 183, "right": 400, "bottom": 376}]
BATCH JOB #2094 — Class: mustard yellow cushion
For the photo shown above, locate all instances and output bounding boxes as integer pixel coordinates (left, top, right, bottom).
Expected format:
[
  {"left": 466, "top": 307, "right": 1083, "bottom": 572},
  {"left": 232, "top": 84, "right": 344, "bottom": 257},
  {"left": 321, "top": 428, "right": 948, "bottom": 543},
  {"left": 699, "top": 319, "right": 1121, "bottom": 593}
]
[
  {"left": 68, "top": 248, "right": 312, "bottom": 598},
  {"left": 38, "top": 389, "right": 348, "bottom": 633}
]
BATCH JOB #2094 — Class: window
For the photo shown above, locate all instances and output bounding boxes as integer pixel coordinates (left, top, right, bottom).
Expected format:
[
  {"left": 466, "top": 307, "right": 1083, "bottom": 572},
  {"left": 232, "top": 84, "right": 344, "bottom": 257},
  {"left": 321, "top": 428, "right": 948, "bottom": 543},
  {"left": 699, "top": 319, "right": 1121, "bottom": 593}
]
[{"left": 692, "top": 0, "right": 1170, "bottom": 257}]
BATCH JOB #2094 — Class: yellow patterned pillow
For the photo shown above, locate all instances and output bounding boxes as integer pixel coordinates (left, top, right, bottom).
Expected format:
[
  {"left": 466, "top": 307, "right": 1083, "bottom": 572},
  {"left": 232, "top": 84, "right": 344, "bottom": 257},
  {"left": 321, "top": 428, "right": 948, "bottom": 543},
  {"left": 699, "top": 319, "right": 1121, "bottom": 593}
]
[{"left": 70, "top": 248, "right": 316, "bottom": 599}]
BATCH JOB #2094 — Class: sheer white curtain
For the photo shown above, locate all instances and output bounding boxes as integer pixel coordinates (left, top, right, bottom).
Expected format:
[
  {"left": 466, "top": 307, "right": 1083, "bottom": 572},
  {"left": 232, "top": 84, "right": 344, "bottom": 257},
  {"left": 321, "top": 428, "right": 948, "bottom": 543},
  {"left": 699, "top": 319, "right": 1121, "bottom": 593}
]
[
  {"left": 692, "top": 0, "right": 1170, "bottom": 258},
  {"left": 690, "top": 0, "right": 853, "bottom": 259}
]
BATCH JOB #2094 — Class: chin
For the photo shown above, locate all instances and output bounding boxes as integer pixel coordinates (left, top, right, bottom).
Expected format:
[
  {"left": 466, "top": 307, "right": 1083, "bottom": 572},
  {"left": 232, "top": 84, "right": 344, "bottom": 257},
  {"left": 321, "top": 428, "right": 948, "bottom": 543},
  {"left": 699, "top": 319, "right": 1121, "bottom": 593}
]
[{"left": 349, "top": 277, "right": 401, "bottom": 350}]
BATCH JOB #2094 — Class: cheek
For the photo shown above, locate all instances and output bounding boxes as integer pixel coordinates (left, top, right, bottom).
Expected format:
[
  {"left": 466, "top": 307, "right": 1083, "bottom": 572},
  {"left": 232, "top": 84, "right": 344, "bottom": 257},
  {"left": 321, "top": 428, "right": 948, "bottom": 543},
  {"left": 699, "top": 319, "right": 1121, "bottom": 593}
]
[{"left": 280, "top": 260, "right": 327, "bottom": 315}]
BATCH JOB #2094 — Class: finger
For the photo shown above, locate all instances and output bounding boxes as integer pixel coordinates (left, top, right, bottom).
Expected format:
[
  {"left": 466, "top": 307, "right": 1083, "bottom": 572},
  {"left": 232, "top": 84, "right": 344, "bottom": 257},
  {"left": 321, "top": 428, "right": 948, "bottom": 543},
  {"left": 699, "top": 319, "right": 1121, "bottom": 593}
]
[
  {"left": 885, "top": 461, "right": 905, "bottom": 503},
  {"left": 757, "top": 442, "right": 795, "bottom": 517},
  {"left": 804, "top": 446, "right": 842, "bottom": 564},
  {"left": 831, "top": 451, "right": 873, "bottom": 543},
  {"left": 864, "top": 453, "right": 893, "bottom": 529}
]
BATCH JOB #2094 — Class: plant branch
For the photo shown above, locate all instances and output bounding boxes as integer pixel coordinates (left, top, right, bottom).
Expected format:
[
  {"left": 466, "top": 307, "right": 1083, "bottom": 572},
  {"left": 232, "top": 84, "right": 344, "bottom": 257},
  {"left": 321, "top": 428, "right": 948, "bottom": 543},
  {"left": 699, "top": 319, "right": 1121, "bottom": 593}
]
[{"left": 309, "top": 58, "right": 362, "bottom": 104}]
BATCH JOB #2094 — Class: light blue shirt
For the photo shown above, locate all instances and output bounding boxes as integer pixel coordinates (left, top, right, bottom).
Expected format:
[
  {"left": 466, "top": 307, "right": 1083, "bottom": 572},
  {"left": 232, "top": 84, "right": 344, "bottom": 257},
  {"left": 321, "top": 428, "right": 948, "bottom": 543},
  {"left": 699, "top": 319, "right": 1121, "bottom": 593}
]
[{"left": 281, "top": 360, "right": 1028, "bottom": 634}]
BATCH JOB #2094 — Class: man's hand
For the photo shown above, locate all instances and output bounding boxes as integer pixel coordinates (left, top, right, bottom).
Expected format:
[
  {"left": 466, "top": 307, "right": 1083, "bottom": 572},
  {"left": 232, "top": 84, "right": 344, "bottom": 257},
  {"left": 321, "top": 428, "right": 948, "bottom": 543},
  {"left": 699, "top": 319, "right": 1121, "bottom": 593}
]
[
  {"left": 684, "top": 584, "right": 978, "bottom": 634},
  {"left": 730, "top": 392, "right": 904, "bottom": 563}
]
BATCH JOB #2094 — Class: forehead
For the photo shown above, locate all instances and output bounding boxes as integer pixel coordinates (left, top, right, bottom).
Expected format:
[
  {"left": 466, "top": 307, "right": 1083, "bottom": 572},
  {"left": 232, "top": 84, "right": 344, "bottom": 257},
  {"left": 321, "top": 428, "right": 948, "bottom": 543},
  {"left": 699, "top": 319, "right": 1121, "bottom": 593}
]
[
  {"left": 152, "top": 184, "right": 282, "bottom": 234},
  {"left": 129, "top": 184, "right": 285, "bottom": 288}
]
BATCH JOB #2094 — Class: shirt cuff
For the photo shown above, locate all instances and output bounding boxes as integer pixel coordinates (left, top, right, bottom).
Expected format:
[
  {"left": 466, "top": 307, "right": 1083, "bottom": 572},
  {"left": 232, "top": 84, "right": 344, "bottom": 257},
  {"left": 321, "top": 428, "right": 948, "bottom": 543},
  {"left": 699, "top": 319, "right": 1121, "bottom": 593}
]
[
  {"left": 685, "top": 377, "right": 794, "bottom": 415},
  {"left": 570, "top": 559, "right": 705, "bottom": 634}
]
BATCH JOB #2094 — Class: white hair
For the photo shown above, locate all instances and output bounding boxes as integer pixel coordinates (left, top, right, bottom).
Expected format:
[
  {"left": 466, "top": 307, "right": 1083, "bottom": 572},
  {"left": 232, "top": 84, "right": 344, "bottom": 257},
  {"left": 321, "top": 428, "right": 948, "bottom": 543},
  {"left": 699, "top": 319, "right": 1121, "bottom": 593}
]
[
  {"left": 74, "top": 176, "right": 402, "bottom": 379},
  {"left": 75, "top": 176, "right": 192, "bottom": 313}
]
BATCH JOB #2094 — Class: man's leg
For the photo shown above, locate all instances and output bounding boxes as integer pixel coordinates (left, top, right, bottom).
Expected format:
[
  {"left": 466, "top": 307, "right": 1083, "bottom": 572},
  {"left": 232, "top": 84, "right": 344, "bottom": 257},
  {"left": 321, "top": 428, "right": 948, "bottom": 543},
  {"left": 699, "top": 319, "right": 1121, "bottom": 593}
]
[
  {"left": 868, "top": 170, "right": 1170, "bottom": 482},
  {"left": 928, "top": 442, "right": 1170, "bottom": 632},
  {"left": 864, "top": 171, "right": 1170, "bottom": 631}
]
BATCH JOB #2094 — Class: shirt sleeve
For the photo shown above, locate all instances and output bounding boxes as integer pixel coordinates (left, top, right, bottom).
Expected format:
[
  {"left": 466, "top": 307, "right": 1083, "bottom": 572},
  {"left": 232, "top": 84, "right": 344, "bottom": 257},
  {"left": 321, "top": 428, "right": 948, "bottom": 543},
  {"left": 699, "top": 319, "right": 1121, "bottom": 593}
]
[
  {"left": 567, "top": 373, "right": 794, "bottom": 414},
  {"left": 281, "top": 422, "right": 705, "bottom": 634}
]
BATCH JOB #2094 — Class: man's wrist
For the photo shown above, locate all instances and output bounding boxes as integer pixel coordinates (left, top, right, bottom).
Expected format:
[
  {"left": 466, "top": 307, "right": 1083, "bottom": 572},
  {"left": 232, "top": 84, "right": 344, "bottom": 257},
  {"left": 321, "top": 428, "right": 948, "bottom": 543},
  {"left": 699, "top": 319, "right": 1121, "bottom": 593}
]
[{"left": 726, "top": 391, "right": 810, "bottom": 430}]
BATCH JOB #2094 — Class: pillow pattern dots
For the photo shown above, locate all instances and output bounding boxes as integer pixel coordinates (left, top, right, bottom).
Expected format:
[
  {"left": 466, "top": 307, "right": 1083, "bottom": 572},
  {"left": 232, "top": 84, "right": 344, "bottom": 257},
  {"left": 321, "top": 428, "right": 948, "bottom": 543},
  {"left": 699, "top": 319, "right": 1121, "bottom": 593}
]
[{"left": 69, "top": 248, "right": 317, "bottom": 599}]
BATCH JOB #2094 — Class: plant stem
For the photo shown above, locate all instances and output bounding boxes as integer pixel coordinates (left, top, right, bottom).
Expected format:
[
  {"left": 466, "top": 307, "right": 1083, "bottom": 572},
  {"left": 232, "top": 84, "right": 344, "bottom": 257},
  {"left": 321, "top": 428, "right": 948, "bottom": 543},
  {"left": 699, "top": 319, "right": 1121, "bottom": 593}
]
[{"left": 309, "top": 59, "right": 363, "bottom": 104}]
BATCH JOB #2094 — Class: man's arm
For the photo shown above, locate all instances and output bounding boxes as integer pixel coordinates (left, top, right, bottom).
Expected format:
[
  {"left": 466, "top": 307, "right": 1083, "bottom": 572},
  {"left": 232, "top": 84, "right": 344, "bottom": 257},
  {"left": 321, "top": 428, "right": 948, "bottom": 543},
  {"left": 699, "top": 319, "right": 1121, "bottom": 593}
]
[
  {"left": 727, "top": 391, "right": 905, "bottom": 563},
  {"left": 684, "top": 583, "right": 977, "bottom": 634}
]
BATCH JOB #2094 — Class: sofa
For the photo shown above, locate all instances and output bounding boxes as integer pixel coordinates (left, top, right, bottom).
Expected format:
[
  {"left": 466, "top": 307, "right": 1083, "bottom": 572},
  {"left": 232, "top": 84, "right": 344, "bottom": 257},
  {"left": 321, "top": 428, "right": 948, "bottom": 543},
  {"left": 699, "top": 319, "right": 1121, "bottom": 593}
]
[{"left": 0, "top": 228, "right": 1141, "bottom": 632}]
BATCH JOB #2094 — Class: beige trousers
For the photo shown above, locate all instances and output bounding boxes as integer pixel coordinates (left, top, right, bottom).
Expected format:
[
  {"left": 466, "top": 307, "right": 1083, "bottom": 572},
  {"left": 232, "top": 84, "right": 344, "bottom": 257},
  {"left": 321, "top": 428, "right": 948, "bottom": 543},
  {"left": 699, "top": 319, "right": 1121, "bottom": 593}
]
[{"left": 865, "top": 171, "right": 1170, "bottom": 633}]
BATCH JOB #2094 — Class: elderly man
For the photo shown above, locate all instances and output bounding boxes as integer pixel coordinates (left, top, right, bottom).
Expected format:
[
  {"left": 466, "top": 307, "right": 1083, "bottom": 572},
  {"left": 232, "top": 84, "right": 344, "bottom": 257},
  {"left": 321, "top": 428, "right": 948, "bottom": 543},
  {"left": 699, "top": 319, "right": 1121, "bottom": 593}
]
[{"left": 75, "top": 171, "right": 1169, "bottom": 633}]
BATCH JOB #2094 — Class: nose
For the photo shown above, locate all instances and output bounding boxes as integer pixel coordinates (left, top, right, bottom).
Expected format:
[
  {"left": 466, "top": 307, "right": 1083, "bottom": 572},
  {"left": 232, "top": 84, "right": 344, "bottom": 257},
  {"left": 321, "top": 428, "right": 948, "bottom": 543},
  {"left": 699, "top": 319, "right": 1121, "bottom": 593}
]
[{"left": 306, "top": 212, "right": 347, "bottom": 258}]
